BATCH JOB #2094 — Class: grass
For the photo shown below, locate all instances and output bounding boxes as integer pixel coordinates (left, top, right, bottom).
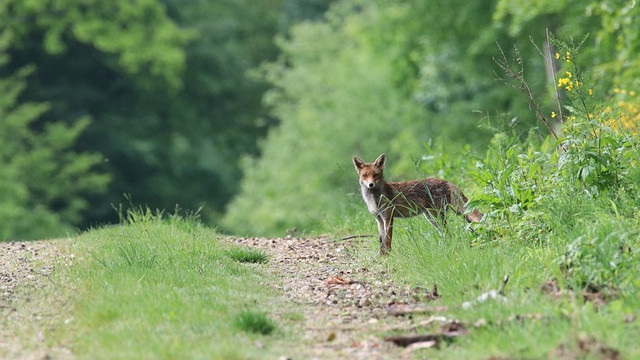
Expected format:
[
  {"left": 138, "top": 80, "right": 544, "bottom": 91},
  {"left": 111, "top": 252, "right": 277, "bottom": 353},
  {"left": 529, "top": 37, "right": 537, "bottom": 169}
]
[
  {"left": 234, "top": 310, "right": 277, "bottom": 335},
  {"left": 339, "top": 191, "right": 640, "bottom": 359},
  {"left": 226, "top": 247, "right": 269, "bottom": 264},
  {"left": 57, "top": 210, "right": 289, "bottom": 360}
]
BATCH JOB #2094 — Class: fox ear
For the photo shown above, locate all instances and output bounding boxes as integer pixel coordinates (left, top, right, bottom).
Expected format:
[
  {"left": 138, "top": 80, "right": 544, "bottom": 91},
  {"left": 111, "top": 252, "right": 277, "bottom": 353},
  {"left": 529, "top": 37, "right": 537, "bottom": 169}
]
[
  {"left": 353, "top": 156, "right": 365, "bottom": 171},
  {"left": 374, "top": 153, "right": 386, "bottom": 168}
]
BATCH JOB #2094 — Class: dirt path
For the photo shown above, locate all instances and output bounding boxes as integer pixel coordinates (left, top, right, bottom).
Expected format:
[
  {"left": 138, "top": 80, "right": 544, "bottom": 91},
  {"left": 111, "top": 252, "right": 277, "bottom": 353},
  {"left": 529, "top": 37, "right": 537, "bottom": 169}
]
[
  {"left": 2, "top": 236, "right": 433, "bottom": 359},
  {"left": 229, "top": 236, "right": 436, "bottom": 359},
  {"left": 0, "top": 240, "right": 74, "bottom": 360}
]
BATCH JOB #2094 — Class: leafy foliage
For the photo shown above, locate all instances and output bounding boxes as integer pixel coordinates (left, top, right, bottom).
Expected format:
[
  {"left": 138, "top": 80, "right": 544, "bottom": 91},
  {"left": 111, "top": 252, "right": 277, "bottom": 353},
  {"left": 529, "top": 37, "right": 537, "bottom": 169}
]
[
  {"left": 222, "top": 2, "right": 428, "bottom": 235},
  {"left": 0, "top": 64, "right": 109, "bottom": 240},
  {"left": 2, "top": 0, "right": 640, "bottom": 241}
]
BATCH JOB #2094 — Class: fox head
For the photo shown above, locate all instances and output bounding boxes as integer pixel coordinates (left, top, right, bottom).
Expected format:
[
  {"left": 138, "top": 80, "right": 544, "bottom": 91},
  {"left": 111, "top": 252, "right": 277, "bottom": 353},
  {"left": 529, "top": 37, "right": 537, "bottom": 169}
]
[{"left": 352, "top": 153, "right": 386, "bottom": 190}]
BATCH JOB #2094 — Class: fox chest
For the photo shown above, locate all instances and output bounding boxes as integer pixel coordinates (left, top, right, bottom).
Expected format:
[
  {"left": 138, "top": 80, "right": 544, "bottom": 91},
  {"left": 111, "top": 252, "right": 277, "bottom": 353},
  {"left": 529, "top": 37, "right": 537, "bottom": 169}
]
[{"left": 360, "top": 188, "right": 384, "bottom": 215}]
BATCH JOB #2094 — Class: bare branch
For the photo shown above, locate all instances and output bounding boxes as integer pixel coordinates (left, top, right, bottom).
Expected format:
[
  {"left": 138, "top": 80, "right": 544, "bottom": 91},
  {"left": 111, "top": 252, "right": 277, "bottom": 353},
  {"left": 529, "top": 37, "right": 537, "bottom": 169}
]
[
  {"left": 546, "top": 28, "right": 564, "bottom": 125},
  {"left": 493, "top": 42, "right": 559, "bottom": 140}
]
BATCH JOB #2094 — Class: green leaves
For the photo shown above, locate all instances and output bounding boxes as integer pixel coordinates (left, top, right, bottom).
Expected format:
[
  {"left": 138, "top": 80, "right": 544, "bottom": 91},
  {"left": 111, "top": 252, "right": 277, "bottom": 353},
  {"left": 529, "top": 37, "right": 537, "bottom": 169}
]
[
  {"left": 0, "top": 60, "right": 109, "bottom": 239},
  {"left": 222, "top": 2, "right": 428, "bottom": 235},
  {"left": 1, "top": 0, "right": 192, "bottom": 88}
]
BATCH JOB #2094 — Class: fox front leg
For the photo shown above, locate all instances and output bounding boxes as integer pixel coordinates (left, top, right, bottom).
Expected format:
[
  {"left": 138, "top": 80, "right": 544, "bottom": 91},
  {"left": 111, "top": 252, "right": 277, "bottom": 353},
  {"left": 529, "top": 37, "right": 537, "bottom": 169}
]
[
  {"left": 383, "top": 214, "right": 394, "bottom": 254},
  {"left": 375, "top": 214, "right": 386, "bottom": 252},
  {"left": 376, "top": 211, "right": 393, "bottom": 255}
]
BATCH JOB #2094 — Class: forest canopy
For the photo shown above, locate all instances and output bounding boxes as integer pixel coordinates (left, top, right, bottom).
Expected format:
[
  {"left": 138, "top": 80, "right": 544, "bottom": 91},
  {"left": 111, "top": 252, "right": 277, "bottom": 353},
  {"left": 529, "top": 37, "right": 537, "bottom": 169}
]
[{"left": 0, "top": 0, "right": 638, "bottom": 239}]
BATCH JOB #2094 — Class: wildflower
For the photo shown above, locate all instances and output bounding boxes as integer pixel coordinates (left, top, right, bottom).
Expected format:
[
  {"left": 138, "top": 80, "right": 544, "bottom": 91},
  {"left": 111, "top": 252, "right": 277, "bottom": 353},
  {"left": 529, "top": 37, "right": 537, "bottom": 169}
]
[
  {"left": 630, "top": 90, "right": 637, "bottom": 96},
  {"left": 614, "top": 88, "right": 621, "bottom": 93},
  {"left": 588, "top": 113, "right": 594, "bottom": 119},
  {"left": 557, "top": 77, "right": 571, "bottom": 87},
  {"left": 588, "top": 89, "right": 593, "bottom": 96},
  {"left": 555, "top": 52, "right": 560, "bottom": 60},
  {"left": 565, "top": 71, "right": 572, "bottom": 78},
  {"left": 557, "top": 76, "right": 574, "bottom": 91},
  {"left": 551, "top": 111, "right": 557, "bottom": 118}
]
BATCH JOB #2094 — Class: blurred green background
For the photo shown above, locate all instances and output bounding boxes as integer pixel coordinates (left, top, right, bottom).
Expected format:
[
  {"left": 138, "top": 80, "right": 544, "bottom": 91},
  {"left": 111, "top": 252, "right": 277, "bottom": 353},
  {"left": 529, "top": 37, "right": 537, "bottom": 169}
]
[{"left": 1, "top": 0, "right": 638, "bottom": 239}]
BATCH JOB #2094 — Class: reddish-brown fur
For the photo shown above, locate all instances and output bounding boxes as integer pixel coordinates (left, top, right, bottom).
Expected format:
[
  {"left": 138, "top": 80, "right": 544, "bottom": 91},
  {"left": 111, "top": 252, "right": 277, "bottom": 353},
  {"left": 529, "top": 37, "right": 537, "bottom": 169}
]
[{"left": 353, "top": 153, "right": 483, "bottom": 254}]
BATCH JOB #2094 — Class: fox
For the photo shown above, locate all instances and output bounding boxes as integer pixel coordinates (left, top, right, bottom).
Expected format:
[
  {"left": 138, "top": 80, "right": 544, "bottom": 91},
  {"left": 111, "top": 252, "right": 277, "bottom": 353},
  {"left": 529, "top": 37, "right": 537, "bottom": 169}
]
[{"left": 352, "top": 153, "right": 483, "bottom": 254}]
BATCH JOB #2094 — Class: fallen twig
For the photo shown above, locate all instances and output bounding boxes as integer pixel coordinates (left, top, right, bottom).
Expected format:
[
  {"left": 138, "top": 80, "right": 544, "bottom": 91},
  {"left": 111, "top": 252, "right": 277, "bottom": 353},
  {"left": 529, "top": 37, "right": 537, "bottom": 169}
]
[
  {"left": 387, "top": 303, "right": 449, "bottom": 316},
  {"left": 339, "top": 234, "right": 375, "bottom": 241},
  {"left": 462, "top": 274, "right": 510, "bottom": 309},
  {"left": 384, "top": 330, "right": 466, "bottom": 347},
  {"left": 402, "top": 340, "right": 438, "bottom": 354},
  {"left": 383, "top": 315, "right": 451, "bottom": 332}
]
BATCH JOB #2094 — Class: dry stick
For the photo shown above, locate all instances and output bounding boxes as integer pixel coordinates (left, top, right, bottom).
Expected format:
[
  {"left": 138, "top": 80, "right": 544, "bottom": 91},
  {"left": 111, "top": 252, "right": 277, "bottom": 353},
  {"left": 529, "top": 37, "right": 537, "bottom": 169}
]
[
  {"left": 382, "top": 315, "right": 451, "bottom": 332},
  {"left": 339, "top": 234, "right": 375, "bottom": 241},
  {"left": 494, "top": 42, "right": 559, "bottom": 140},
  {"left": 387, "top": 304, "right": 449, "bottom": 316},
  {"left": 546, "top": 28, "right": 564, "bottom": 125},
  {"left": 529, "top": 30, "right": 564, "bottom": 127},
  {"left": 384, "top": 331, "right": 466, "bottom": 348}
]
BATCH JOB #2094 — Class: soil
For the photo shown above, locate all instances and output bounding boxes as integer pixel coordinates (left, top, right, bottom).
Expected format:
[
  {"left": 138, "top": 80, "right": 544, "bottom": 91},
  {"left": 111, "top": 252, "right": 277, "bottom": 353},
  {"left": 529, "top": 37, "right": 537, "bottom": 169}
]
[
  {"left": 0, "top": 240, "right": 74, "bottom": 360},
  {"left": 1, "top": 236, "right": 440, "bottom": 360},
  {"left": 229, "top": 236, "right": 440, "bottom": 359}
]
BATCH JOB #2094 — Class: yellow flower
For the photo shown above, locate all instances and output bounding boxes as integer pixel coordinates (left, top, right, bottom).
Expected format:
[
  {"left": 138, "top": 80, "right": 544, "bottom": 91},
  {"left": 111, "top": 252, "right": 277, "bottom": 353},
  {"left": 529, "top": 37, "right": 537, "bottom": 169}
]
[
  {"left": 588, "top": 113, "right": 594, "bottom": 119},
  {"left": 630, "top": 90, "right": 637, "bottom": 96},
  {"left": 557, "top": 76, "right": 574, "bottom": 91},
  {"left": 551, "top": 111, "right": 557, "bottom": 118},
  {"left": 588, "top": 89, "right": 593, "bottom": 96},
  {"left": 565, "top": 71, "right": 573, "bottom": 78},
  {"left": 614, "top": 88, "right": 621, "bottom": 93},
  {"left": 557, "top": 77, "right": 570, "bottom": 87},
  {"left": 555, "top": 52, "right": 560, "bottom": 59}
]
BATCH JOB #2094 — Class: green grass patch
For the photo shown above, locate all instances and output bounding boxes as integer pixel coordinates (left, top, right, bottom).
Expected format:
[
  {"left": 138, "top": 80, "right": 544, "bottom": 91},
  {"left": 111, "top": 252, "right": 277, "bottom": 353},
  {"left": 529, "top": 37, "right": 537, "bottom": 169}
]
[
  {"left": 345, "top": 200, "right": 640, "bottom": 359},
  {"left": 234, "top": 310, "right": 277, "bottom": 335},
  {"left": 59, "top": 210, "right": 287, "bottom": 360},
  {"left": 226, "top": 247, "right": 269, "bottom": 264}
]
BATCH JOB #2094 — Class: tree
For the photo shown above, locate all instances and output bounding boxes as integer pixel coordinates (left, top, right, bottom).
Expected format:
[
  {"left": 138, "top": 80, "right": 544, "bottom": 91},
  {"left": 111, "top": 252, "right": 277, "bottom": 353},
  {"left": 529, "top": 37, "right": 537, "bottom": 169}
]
[
  {"left": 0, "top": 33, "right": 109, "bottom": 239},
  {"left": 222, "top": 1, "right": 428, "bottom": 235},
  {"left": 222, "top": 0, "right": 640, "bottom": 236},
  {"left": 1, "top": 0, "right": 287, "bottom": 227}
]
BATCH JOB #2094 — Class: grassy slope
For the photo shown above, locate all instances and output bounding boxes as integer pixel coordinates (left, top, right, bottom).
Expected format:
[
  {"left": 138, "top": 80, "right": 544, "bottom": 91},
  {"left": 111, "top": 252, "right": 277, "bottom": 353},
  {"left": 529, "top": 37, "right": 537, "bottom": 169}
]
[
  {"left": 338, "top": 199, "right": 640, "bottom": 359},
  {"left": 58, "top": 212, "right": 291, "bottom": 360}
]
